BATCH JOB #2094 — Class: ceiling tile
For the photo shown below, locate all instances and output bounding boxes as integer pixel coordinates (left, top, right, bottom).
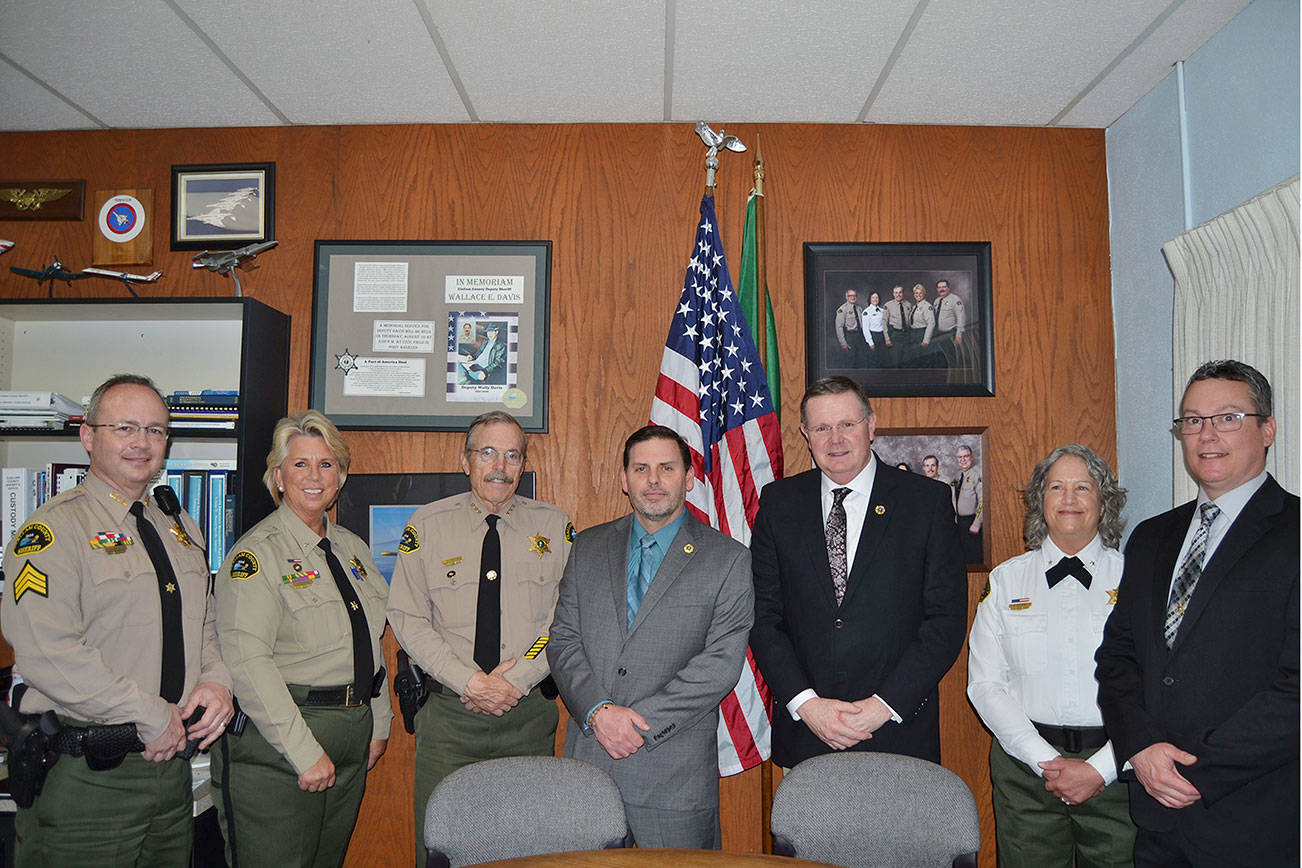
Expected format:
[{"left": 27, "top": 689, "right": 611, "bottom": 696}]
[
  {"left": 673, "top": 0, "right": 919, "bottom": 122},
  {"left": 174, "top": 0, "right": 469, "bottom": 125},
  {"left": 434, "top": 0, "right": 664, "bottom": 122}
]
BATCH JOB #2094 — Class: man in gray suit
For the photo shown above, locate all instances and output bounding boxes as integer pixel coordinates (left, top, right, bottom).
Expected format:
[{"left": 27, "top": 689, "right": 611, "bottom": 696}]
[{"left": 548, "top": 425, "right": 754, "bottom": 849}]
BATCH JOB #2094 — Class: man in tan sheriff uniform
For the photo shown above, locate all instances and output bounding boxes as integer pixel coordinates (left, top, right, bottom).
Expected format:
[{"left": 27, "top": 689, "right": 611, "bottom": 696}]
[
  {"left": 953, "top": 444, "right": 985, "bottom": 564},
  {"left": 387, "top": 410, "right": 573, "bottom": 850},
  {"left": 1, "top": 374, "right": 233, "bottom": 867}
]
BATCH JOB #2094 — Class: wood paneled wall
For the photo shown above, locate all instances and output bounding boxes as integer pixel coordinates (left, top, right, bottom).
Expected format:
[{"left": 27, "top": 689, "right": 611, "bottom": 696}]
[{"left": 0, "top": 122, "right": 1115, "bottom": 866}]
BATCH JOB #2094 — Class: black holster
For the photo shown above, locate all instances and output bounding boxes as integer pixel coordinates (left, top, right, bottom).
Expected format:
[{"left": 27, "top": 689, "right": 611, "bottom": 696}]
[
  {"left": 0, "top": 702, "right": 60, "bottom": 809},
  {"left": 393, "top": 649, "right": 430, "bottom": 735}
]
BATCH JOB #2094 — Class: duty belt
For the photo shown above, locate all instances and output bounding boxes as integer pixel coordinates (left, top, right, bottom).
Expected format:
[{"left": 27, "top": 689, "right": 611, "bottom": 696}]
[
  {"left": 1032, "top": 722, "right": 1108, "bottom": 753},
  {"left": 288, "top": 667, "right": 386, "bottom": 709}
]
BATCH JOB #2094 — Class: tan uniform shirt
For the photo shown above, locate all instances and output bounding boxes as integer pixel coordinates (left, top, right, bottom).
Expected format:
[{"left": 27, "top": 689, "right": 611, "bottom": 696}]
[
  {"left": 0, "top": 472, "right": 229, "bottom": 743},
  {"left": 387, "top": 492, "right": 573, "bottom": 696},
  {"left": 910, "top": 298, "right": 936, "bottom": 344},
  {"left": 953, "top": 470, "right": 984, "bottom": 530},
  {"left": 833, "top": 301, "right": 862, "bottom": 347},
  {"left": 215, "top": 504, "right": 392, "bottom": 774},
  {"left": 935, "top": 294, "right": 966, "bottom": 337},
  {"left": 884, "top": 298, "right": 914, "bottom": 331}
]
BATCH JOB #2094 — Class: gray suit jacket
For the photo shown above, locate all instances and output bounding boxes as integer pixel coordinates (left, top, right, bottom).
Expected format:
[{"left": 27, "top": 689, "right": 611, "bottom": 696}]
[{"left": 547, "top": 512, "right": 753, "bottom": 811}]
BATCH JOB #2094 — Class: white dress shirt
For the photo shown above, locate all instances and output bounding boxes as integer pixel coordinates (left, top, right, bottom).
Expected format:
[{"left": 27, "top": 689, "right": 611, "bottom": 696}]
[
  {"left": 861, "top": 305, "right": 886, "bottom": 346},
  {"left": 1169, "top": 469, "right": 1268, "bottom": 594},
  {"left": 967, "top": 534, "right": 1121, "bottom": 783},
  {"left": 788, "top": 457, "right": 900, "bottom": 723}
]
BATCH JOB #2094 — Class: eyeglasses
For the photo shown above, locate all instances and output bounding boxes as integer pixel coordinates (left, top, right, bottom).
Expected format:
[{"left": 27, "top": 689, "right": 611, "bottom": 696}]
[
  {"left": 804, "top": 418, "right": 866, "bottom": 439},
  {"left": 466, "top": 446, "right": 524, "bottom": 466},
  {"left": 86, "top": 422, "right": 169, "bottom": 441},
  {"left": 1172, "top": 412, "right": 1264, "bottom": 435}
]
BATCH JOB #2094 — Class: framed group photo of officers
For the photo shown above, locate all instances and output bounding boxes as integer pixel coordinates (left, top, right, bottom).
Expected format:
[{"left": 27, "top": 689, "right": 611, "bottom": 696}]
[
  {"left": 872, "top": 427, "right": 990, "bottom": 569},
  {"left": 803, "top": 241, "right": 994, "bottom": 397}
]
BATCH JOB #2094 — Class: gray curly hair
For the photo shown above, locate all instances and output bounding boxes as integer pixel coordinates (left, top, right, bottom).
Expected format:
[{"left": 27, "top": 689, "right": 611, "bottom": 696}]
[{"left": 1023, "top": 444, "right": 1126, "bottom": 550}]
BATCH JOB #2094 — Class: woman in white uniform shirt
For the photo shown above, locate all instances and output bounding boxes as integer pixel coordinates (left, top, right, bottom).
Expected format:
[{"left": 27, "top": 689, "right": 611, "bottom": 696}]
[
  {"left": 860, "top": 291, "right": 887, "bottom": 367},
  {"left": 968, "top": 444, "right": 1136, "bottom": 867}
]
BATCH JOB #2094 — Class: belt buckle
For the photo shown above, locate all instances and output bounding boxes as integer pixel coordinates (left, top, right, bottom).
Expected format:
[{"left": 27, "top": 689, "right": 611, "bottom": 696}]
[{"left": 1063, "top": 729, "right": 1081, "bottom": 754}]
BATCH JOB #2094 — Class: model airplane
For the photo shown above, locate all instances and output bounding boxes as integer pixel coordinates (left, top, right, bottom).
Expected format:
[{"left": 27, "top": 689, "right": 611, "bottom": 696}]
[
  {"left": 191, "top": 240, "right": 277, "bottom": 296},
  {"left": 0, "top": 240, "right": 12, "bottom": 255},
  {"left": 82, "top": 267, "right": 163, "bottom": 296},
  {"left": 9, "top": 257, "right": 92, "bottom": 293}
]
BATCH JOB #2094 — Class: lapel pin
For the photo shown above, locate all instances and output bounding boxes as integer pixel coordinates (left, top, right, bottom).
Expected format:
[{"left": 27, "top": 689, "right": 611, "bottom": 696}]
[
  {"left": 684, "top": 543, "right": 694, "bottom": 554},
  {"left": 874, "top": 505, "right": 886, "bottom": 515}
]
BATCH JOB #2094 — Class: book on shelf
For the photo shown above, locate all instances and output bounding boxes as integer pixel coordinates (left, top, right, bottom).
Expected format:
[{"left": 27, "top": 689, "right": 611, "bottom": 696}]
[
  {"left": 0, "top": 415, "right": 69, "bottom": 430},
  {"left": 170, "top": 419, "right": 237, "bottom": 430},
  {"left": 167, "top": 390, "right": 239, "bottom": 408},
  {"left": 0, "top": 392, "right": 83, "bottom": 416}
]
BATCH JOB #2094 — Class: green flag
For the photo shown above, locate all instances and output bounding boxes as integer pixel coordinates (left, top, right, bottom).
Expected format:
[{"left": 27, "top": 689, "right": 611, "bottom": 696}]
[{"left": 737, "top": 191, "right": 781, "bottom": 419}]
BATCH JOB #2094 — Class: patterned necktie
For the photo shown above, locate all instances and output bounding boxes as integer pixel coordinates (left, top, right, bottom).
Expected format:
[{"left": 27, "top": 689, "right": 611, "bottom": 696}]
[
  {"left": 826, "top": 487, "right": 851, "bottom": 605},
  {"left": 473, "top": 514, "right": 502, "bottom": 672},
  {"left": 1165, "top": 502, "right": 1221, "bottom": 648},
  {"left": 318, "top": 537, "right": 374, "bottom": 697},
  {"left": 1045, "top": 555, "right": 1091, "bottom": 589},
  {"left": 628, "top": 534, "right": 658, "bottom": 628},
  {"left": 130, "top": 502, "right": 185, "bottom": 703}
]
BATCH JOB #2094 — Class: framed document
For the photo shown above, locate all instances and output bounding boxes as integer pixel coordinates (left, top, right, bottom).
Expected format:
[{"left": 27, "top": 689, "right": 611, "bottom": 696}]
[{"left": 310, "top": 240, "right": 552, "bottom": 431}]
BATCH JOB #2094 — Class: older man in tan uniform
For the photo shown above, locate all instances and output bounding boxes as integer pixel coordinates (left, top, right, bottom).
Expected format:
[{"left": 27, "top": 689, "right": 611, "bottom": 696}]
[
  {"left": 388, "top": 411, "right": 573, "bottom": 849},
  {"left": 1, "top": 374, "right": 232, "bottom": 867}
]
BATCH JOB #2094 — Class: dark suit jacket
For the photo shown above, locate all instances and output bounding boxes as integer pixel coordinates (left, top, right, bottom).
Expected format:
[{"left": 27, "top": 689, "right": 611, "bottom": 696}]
[
  {"left": 750, "top": 459, "right": 967, "bottom": 767},
  {"left": 548, "top": 513, "right": 753, "bottom": 811},
  {"left": 1096, "top": 475, "right": 1299, "bottom": 866}
]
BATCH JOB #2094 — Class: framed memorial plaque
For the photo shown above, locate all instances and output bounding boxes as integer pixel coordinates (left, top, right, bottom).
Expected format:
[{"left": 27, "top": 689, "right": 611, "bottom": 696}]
[{"left": 310, "top": 240, "right": 552, "bottom": 432}]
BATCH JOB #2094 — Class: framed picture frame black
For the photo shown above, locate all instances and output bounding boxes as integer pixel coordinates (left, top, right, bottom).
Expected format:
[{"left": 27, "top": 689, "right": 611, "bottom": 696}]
[
  {"left": 170, "top": 162, "right": 275, "bottom": 251},
  {"left": 872, "top": 426, "right": 990, "bottom": 570},
  {"left": 310, "top": 240, "right": 552, "bottom": 432},
  {"left": 335, "top": 471, "right": 536, "bottom": 582},
  {"left": 804, "top": 241, "right": 994, "bottom": 397}
]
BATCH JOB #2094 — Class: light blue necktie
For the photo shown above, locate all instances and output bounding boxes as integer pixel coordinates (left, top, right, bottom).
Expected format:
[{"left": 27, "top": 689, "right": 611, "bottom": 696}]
[{"left": 628, "top": 535, "right": 658, "bottom": 628}]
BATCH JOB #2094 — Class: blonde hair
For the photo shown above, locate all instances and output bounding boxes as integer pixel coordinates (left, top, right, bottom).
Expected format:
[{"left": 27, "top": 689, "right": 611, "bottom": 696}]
[{"left": 263, "top": 410, "right": 350, "bottom": 505}]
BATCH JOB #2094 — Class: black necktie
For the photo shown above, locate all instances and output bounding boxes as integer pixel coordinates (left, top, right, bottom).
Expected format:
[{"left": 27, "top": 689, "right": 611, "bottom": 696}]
[
  {"left": 130, "top": 501, "right": 185, "bottom": 703},
  {"left": 473, "top": 514, "right": 502, "bottom": 673},
  {"left": 318, "top": 537, "right": 374, "bottom": 697},
  {"left": 1045, "top": 555, "right": 1091, "bottom": 589}
]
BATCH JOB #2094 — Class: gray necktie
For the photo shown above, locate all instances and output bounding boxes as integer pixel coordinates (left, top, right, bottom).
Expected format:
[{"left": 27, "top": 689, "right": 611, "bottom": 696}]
[
  {"left": 628, "top": 534, "right": 658, "bottom": 627},
  {"left": 1165, "top": 502, "right": 1221, "bottom": 648},
  {"left": 826, "top": 488, "right": 851, "bottom": 605}
]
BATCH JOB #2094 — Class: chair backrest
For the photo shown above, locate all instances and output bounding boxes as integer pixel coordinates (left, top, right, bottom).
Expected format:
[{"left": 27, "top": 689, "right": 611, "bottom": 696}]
[
  {"left": 424, "top": 756, "right": 629, "bottom": 868},
  {"left": 770, "top": 752, "right": 980, "bottom": 868}
]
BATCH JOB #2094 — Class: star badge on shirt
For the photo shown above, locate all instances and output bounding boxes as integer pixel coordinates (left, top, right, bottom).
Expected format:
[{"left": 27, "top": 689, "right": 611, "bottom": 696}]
[
  {"left": 528, "top": 532, "right": 551, "bottom": 558},
  {"left": 1106, "top": 588, "right": 1119, "bottom": 605}
]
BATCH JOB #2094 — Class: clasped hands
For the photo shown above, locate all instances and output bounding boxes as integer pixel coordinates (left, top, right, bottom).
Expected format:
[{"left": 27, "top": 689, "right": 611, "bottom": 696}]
[
  {"left": 592, "top": 703, "right": 650, "bottom": 760},
  {"left": 798, "top": 696, "right": 893, "bottom": 751},
  {"left": 461, "top": 658, "right": 523, "bottom": 716}
]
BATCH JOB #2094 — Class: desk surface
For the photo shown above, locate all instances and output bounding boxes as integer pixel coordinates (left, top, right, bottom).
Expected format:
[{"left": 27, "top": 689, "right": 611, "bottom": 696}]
[{"left": 474, "top": 849, "right": 835, "bottom": 867}]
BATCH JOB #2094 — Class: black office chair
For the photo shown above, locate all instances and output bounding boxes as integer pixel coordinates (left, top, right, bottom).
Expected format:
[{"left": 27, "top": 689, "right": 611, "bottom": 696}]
[
  {"left": 771, "top": 752, "right": 980, "bottom": 868},
  {"left": 423, "top": 756, "right": 629, "bottom": 868}
]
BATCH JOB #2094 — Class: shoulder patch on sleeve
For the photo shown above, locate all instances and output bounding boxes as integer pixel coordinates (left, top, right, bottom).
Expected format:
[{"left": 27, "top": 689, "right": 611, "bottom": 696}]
[
  {"left": 977, "top": 580, "right": 990, "bottom": 604},
  {"left": 398, "top": 525, "right": 419, "bottom": 553},
  {"left": 12, "top": 560, "right": 49, "bottom": 602},
  {"left": 229, "top": 551, "right": 260, "bottom": 581},
  {"left": 564, "top": 521, "right": 576, "bottom": 544},
  {"left": 14, "top": 522, "right": 54, "bottom": 556}
]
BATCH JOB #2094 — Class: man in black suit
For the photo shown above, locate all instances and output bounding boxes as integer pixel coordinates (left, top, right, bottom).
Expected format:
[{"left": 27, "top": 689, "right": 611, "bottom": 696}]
[
  {"left": 750, "top": 376, "right": 967, "bottom": 767},
  {"left": 1096, "top": 359, "right": 1298, "bottom": 867}
]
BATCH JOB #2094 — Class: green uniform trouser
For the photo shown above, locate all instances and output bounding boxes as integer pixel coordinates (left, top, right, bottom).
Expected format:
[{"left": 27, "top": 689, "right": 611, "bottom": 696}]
[
  {"left": 15, "top": 750, "right": 192, "bottom": 868},
  {"left": 413, "top": 688, "right": 557, "bottom": 856},
  {"left": 991, "top": 740, "right": 1136, "bottom": 868},
  {"left": 213, "top": 703, "right": 372, "bottom": 868}
]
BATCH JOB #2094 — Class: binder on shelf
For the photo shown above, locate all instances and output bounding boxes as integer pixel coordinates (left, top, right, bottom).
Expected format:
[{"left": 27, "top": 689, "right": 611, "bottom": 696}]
[
  {"left": 208, "top": 471, "right": 228, "bottom": 573},
  {"left": 0, "top": 392, "right": 83, "bottom": 416},
  {"left": 183, "top": 471, "right": 208, "bottom": 538},
  {"left": 1, "top": 467, "right": 35, "bottom": 551}
]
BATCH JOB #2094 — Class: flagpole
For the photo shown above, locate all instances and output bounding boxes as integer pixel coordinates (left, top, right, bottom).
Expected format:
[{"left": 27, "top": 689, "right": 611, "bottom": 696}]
[{"left": 753, "top": 135, "right": 768, "bottom": 368}]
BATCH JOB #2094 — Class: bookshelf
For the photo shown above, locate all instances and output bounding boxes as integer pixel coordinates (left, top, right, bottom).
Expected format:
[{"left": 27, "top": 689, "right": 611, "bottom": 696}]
[{"left": 0, "top": 297, "right": 290, "bottom": 540}]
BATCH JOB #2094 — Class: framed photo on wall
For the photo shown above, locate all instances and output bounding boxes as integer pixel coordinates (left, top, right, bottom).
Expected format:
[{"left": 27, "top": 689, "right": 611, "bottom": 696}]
[
  {"left": 873, "top": 427, "right": 990, "bottom": 570},
  {"left": 335, "top": 471, "right": 536, "bottom": 582},
  {"left": 804, "top": 242, "right": 994, "bottom": 397},
  {"left": 170, "top": 162, "right": 275, "bottom": 250},
  {"left": 310, "top": 240, "right": 552, "bottom": 432}
]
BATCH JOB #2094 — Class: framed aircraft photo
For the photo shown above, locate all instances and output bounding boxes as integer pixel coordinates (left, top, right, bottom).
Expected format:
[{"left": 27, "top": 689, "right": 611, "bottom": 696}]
[{"left": 170, "top": 162, "right": 275, "bottom": 251}]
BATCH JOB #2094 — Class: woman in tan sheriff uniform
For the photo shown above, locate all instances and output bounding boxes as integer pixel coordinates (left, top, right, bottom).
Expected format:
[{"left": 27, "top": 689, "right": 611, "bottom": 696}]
[{"left": 212, "top": 410, "right": 391, "bottom": 867}]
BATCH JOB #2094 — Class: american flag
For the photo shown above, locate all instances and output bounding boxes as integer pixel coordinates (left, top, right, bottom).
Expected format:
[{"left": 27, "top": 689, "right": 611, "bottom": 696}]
[{"left": 650, "top": 194, "right": 783, "bottom": 775}]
